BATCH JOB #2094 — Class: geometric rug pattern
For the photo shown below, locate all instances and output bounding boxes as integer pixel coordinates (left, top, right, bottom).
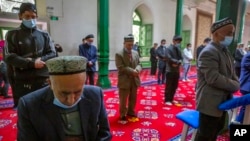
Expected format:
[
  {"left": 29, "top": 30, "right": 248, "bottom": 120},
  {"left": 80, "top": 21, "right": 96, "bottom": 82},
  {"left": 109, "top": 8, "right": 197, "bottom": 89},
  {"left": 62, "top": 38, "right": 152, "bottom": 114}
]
[{"left": 0, "top": 67, "right": 231, "bottom": 141}]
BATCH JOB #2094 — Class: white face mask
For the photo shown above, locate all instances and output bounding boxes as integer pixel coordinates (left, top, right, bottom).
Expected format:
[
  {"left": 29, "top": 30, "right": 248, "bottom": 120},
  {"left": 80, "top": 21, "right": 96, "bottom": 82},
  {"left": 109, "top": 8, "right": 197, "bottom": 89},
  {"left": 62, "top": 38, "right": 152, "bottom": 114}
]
[{"left": 220, "top": 36, "right": 233, "bottom": 47}]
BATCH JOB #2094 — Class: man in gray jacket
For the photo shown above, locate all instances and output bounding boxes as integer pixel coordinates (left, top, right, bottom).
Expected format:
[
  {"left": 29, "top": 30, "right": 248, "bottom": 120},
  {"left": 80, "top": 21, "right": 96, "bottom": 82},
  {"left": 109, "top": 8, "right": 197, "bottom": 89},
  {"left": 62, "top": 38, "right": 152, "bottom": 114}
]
[{"left": 195, "top": 17, "right": 240, "bottom": 141}]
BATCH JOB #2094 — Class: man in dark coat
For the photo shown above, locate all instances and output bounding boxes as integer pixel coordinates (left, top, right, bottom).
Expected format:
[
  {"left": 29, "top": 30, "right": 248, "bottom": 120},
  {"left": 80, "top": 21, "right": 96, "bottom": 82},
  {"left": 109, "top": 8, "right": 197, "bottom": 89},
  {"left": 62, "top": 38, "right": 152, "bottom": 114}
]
[
  {"left": 17, "top": 56, "right": 112, "bottom": 141},
  {"left": 234, "top": 43, "right": 245, "bottom": 78},
  {"left": 164, "top": 35, "right": 183, "bottom": 106},
  {"left": 150, "top": 43, "right": 158, "bottom": 75},
  {"left": 79, "top": 34, "right": 98, "bottom": 85},
  {"left": 196, "top": 37, "right": 211, "bottom": 63},
  {"left": 156, "top": 39, "right": 167, "bottom": 84},
  {"left": 4, "top": 3, "right": 56, "bottom": 108}
]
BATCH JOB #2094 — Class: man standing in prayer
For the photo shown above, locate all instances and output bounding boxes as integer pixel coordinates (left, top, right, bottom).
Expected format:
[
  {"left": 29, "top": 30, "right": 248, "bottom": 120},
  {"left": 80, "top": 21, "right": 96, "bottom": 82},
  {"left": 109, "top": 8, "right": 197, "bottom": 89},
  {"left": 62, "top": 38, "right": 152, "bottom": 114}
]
[
  {"left": 79, "top": 34, "right": 98, "bottom": 85},
  {"left": 4, "top": 2, "right": 56, "bottom": 108},
  {"left": 115, "top": 34, "right": 141, "bottom": 124},
  {"left": 150, "top": 43, "right": 158, "bottom": 75},
  {"left": 164, "top": 35, "right": 183, "bottom": 106},
  {"left": 195, "top": 17, "right": 239, "bottom": 141},
  {"left": 182, "top": 43, "right": 193, "bottom": 81}
]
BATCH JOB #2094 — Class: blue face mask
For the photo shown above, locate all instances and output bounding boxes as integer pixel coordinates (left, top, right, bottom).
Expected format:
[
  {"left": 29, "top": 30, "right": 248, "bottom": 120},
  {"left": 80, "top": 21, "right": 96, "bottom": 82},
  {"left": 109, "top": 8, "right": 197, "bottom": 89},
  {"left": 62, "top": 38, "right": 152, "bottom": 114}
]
[
  {"left": 175, "top": 43, "right": 181, "bottom": 48},
  {"left": 220, "top": 36, "right": 233, "bottom": 47},
  {"left": 87, "top": 42, "right": 93, "bottom": 46},
  {"left": 22, "top": 19, "right": 36, "bottom": 28},
  {"left": 53, "top": 97, "right": 82, "bottom": 109}
]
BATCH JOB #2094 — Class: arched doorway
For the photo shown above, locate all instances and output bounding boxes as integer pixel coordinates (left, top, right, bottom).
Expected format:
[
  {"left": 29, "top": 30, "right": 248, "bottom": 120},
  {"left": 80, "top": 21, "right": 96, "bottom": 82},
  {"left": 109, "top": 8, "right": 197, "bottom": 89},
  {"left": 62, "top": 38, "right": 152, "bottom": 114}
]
[
  {"left": 132, "top": 11, "right": 141, "bottom": 44},
  {"left": 181, "top": 15, "right": 192, "bottom": 50},
  {"left": 132, "top": 3, "right": 153, "bottom": 67}
]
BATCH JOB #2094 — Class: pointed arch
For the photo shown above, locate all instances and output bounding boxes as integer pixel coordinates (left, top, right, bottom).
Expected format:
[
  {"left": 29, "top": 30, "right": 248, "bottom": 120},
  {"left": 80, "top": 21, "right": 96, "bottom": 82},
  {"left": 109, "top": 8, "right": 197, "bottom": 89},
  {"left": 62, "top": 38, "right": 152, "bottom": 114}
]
[{"left": 181, "top": 15, "right": 193, "bottom": 49}]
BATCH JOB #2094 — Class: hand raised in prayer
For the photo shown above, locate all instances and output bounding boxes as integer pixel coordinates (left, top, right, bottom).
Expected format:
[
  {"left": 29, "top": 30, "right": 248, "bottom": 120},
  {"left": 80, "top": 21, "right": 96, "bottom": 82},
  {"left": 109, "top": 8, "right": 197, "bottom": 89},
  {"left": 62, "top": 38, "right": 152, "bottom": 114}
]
[{"left": 132, "top": 69, "right": 139, "bottom": 77}]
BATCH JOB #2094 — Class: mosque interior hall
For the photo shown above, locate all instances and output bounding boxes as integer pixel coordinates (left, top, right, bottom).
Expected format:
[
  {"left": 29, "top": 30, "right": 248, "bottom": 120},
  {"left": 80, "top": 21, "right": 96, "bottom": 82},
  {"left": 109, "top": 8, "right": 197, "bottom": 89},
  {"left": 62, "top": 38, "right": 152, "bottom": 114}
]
[
  {"left": 1, "top": 0, "right": 250, "bottom": 141},
  {"left": 1, "top": 0, "right": 250, "bottom": 70}
]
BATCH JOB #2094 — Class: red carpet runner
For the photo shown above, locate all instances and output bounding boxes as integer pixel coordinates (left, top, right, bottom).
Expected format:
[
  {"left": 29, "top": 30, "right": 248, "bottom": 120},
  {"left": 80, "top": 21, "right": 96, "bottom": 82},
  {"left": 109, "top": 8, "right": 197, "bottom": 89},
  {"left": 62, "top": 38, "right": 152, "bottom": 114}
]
[{"left": 0, "top": 68, "right": 231, "bottom": 141}]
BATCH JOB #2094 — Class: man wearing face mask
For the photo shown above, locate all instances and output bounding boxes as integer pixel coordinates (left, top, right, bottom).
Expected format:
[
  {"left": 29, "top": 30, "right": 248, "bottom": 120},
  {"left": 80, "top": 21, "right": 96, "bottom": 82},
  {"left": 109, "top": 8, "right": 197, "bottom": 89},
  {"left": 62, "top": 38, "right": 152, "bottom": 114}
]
[
  {"left": 182, "top": 43, "right": 193, "bottom": 81},
  {"left": 4, "top": 2, "right": 57, "bottom": 108},
  {"left": 79, "top": 34, "right": 97, "bottom": 85},
  {"left": 17, "top": 56, "right": 112, "bottom": 141},
  {"left": 156, "top": 39, "right": 167, "bottom": 84},
  {"left": 234, "top": 43, "right": 245, "bottom": 78},
  {"left": 164, "top": 35, "right": 183, "bottom": 106},
  {"left": 195, "top": 17, "right": 239, "bottom": 141}
]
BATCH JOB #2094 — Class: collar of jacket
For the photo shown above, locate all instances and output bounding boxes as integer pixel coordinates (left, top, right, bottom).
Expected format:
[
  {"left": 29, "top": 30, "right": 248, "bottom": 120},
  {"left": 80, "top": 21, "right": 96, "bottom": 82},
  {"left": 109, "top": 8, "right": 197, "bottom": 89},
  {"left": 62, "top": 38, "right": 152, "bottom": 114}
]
[{"left": 211, "top": 42, "right": 227, "bottom": 52}]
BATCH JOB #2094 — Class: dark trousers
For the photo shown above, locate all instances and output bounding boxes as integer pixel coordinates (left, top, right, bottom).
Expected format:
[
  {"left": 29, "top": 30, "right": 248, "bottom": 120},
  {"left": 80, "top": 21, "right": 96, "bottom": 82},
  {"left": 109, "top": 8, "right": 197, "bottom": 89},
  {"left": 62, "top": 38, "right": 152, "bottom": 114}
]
[
  {"left": 86, "top": 71, "right": 95, "bottom": 85},
  {"left": 0, "top": 62, "right": 9, "bottom": 97},
  {"left": 195, "top": 112, "right": 226, "bottom": 141},
  {"left": 164, "top": 72, "right": 179, "bottom": 102},
  {"left": 157, "top": 66, "right": 166, "bottom": 84},
  {"left": 235, "top": 67, "right": 241, "bottom": 78},
  {"left": 0, "top": 74, "right": 10, "bottom": 97},
  {"left": 13, "top": 78, "right": 48, "bottom": 107},
  {"left": 150, "top": 60, "right": 157, "bottom": 75}
]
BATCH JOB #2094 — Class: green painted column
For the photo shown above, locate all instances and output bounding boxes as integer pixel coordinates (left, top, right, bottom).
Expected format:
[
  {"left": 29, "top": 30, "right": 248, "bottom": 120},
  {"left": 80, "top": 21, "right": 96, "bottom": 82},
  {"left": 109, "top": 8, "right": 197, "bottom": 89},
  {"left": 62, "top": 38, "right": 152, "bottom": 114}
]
[
  {"left": 238, "top": 0, "right": 247, "bottom": 43},
  {"left": 216, "top": 0, "right": 240, "bottom": 53},
  {"left": 175, "top": 0, "right": 183, "bottom": 35},
  {"left": 215, "top": 0, "right": 247, "bottom": 132},
  {"left": 215, "top": 0, "right": 246, "bottom": 53},
  {"left": 97, "top": 0, "right": 111, "bottom": 88}
]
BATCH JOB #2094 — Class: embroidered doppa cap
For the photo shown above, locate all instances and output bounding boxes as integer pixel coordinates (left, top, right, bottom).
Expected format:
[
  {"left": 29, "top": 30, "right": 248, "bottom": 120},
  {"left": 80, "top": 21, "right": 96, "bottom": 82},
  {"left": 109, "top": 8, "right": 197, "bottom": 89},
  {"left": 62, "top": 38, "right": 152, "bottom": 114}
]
[
  {"left": 211, "top": 17, "right": 233, "bottom": 33},
  {"left": 124, "top": 34, "right": 134, "bottom": 42},
  {"left": 19, "top": 2, "right": 37, "bottom": 14},
  {"left": 46, "top": 56, "right": 87, "bottom": 75},
  {"left": 173, "top": 35, "right": 182, "bottom": 41},
  {"left": 85, "top": 34, "right": 94, "bottom": 39}
]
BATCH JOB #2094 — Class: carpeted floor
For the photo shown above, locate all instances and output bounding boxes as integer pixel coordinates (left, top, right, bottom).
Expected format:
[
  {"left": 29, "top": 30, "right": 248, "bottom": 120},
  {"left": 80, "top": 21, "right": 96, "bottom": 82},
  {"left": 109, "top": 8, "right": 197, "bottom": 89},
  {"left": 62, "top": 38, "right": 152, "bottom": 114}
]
[{"left": 0, "top": 67, "right": 231, "bottom": 141}]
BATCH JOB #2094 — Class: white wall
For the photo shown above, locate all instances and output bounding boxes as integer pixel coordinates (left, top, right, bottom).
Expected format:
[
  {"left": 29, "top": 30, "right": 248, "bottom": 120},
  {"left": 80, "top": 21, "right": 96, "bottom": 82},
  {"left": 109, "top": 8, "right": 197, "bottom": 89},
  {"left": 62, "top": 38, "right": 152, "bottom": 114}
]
[
  {"left": 46, "top": 0, "right": 97, "bottom": 56},
  {"left": 5, "top": 0, "right": 249, "bottom": 70},
  {"left": 45, "top": 0, "right": 179, "bottom": 69}
]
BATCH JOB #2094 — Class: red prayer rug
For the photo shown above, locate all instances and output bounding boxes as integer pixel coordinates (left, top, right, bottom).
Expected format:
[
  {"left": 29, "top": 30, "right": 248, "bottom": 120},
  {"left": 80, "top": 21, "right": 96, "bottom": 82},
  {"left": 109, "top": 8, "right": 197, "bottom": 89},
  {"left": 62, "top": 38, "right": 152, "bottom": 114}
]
[{"left": 0, "top": 67, "right": 233, "bottom": 141}]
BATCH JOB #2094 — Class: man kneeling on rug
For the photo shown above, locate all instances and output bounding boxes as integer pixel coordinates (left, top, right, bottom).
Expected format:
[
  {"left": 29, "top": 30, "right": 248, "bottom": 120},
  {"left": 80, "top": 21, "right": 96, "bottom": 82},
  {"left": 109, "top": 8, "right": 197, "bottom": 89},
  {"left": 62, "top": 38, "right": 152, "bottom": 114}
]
[{"left": 17, "top": 56, "right": 112, "bottom": 141}]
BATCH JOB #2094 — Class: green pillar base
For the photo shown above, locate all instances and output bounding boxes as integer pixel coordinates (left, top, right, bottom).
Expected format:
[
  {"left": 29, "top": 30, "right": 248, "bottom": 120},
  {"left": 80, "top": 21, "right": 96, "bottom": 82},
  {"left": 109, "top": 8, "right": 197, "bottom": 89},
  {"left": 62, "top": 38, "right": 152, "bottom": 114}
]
[
  {"left": 97, "top": 75, "right": 111, "bottom": 89},
  {"left": 97, "top": 58, "right": 111, "bottom": 89}
]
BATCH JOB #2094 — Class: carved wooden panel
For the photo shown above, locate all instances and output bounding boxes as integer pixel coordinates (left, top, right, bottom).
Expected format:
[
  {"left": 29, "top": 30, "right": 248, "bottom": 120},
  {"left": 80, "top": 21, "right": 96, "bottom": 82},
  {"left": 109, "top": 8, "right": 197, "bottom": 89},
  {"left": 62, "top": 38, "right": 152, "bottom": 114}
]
[{"left": 195, "top": 10, "right": 213, "bottom": 58}]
